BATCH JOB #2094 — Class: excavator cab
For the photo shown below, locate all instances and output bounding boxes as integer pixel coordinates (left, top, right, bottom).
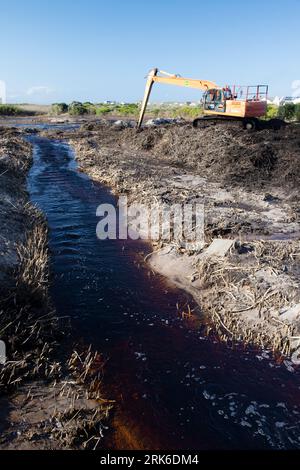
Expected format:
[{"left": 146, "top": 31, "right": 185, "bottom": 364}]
[{"left": 203, "top": 89, "right": 226, "bottom": 113}]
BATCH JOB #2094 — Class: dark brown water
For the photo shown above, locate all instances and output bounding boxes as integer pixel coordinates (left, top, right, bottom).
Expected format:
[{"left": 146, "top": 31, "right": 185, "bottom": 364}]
[{"left": 27, "top": 133, "right": 300, "bottom": 450}]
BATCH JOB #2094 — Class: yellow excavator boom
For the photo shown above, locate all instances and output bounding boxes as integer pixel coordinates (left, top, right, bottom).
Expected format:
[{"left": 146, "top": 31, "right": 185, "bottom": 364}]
[{"left": 137, "top": 68, "right": 220, "bottom": 128}]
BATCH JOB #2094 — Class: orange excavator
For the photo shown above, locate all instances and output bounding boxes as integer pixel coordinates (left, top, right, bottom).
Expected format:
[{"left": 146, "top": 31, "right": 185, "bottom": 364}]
[{"left": 137, "top": 68, "right": 269, "bottom": 130}]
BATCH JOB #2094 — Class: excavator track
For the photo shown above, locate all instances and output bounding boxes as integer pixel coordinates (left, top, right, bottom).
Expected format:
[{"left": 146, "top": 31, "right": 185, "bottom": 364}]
[
  {"left": 193, "top": 116, "right": 242, "bottom": 129},
  {"left": 193, "top": 116, "right": 286, "bottom": 131}
]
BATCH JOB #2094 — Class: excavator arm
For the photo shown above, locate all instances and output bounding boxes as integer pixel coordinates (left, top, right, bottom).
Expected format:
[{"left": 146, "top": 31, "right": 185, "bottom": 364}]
[{"left": 137, "top": 68, "right": 220, "bottom": 128}]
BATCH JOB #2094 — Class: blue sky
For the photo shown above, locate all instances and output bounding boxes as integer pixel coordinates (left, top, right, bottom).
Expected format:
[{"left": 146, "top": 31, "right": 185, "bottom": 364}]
[{"left": 1, "top": 0, "right": 299, "bottom": 103}]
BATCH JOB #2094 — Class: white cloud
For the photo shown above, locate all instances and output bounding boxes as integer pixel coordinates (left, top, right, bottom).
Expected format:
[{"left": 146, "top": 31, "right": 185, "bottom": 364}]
[
  {"left": 26, "top": 86, "right": 53, "bottom": 96},
  {"left": 292, "top": 80, "right": 300, "bottom": 98}
]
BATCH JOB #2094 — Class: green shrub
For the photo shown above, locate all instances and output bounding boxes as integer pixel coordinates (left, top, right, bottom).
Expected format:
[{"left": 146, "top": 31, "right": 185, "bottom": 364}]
[
  {"left": 68, "top": 101, "right": 89, "bottom": 116},
  {"left": 114, "top": 103, "right": 139, "bottom": 116},
  {"left": 83, "top": 102, "right": 96, "bottom": 114},
  {"left": 278, "top": 103, "right": 296, "bottom": 121},
  {"left": 151, "top": 107, "right": 161, "bottom": 118},
  {"left": 171, "top": 105, "right": 202, "bottom": 119},
  {"left": 284, "top": 103, "right": 296, "bottom": 120},
  {"left": 265, "top": 104, "right": 278, "bottom": 119},
  {"left": 295, "top": 103, "right": 300, "bottom": 122},
  {"left": 95, "top": 105, "right": 113, "bottom": 115},
  {"left": 95, "top": 103, "right": 139, "bottom": 117},
  {"left": 51, "top": 103, "right": 68, "bottom": 115},
  {"left": 0, "top": 104, "right": 24, "bottom": 116}
]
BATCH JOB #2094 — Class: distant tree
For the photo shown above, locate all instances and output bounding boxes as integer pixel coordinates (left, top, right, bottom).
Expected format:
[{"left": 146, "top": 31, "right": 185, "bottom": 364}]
[
  {"left": 295, "top": 103, "right": 300, "bottom": 122},
  {"left": 95, "top": 105, "right": 112, "bottom": 115},
  {"left": 171, "top": 105, "right": 203, "bottom": 119},
  {"left": 82, "top": 102, "right": 96, "bottom": 114},
  {"left": 115, "top": 103, "right": 139, "bottom": 116},
  {"left": 68, "top": 101, "right": 88, "bottom": 116},
  {"left": 278, "top": 103, "right": 296, "bottom": 121},
  {"left": 0, "top": 104, "right": 23, "bottom": 115},
  {"left": 151, "top": 107, "right": 161, "bottom": 118},
  {"left": 51, "top": 103, "right": 68, "bottom": 115},
  {"left": 265, "top": 104, "right": 278, "bottom": 119}
]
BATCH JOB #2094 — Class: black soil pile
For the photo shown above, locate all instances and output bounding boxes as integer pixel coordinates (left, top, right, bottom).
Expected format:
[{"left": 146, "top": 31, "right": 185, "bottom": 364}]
[
  {"left": 124, "top": 123, "right": 300, "bottom": 190},
  {"left": 80, "top": 121, "right": 300, "bottom": 192}
]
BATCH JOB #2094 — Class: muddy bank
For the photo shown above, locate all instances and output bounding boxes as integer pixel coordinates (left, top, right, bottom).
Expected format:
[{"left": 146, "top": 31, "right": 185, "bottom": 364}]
[
  {"left": 0, "top": 128, "right": 32, "bottom": 291},
  {"left": 0, "top": 127, "right": 111, "bottom": 449},
  {"left": 53, "top": 120, "right": 300, "bottom": 357}
]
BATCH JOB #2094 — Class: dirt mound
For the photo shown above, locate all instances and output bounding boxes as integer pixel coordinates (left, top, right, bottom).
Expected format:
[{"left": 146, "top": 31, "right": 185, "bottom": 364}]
[
  {"left": 74, "top": 120, "right": 300, "bottom": 197},
  {"left": 109, "top": 123, "right": 299, "bottom": 190},
  {"left": 78, "top": 120, "right": 300, "bottom": 190}
]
